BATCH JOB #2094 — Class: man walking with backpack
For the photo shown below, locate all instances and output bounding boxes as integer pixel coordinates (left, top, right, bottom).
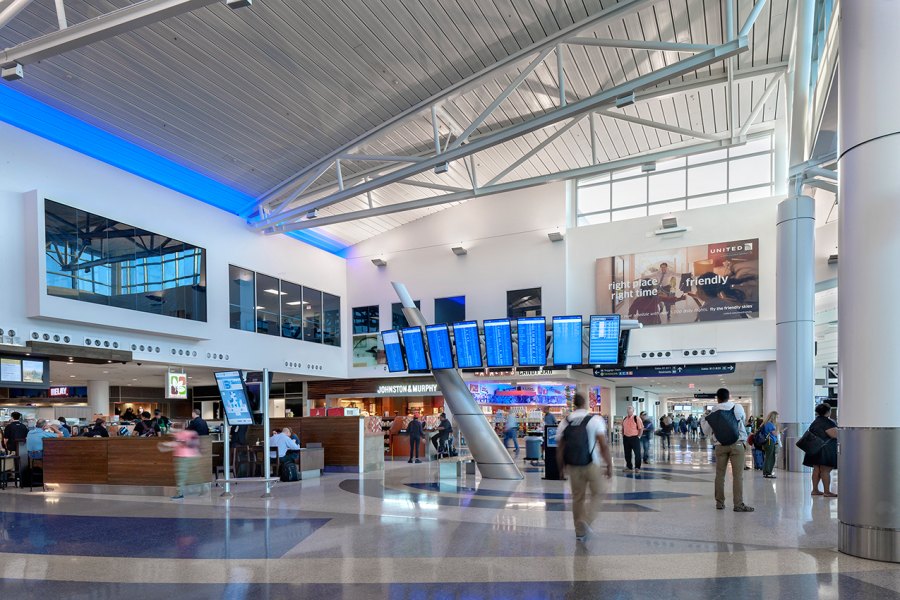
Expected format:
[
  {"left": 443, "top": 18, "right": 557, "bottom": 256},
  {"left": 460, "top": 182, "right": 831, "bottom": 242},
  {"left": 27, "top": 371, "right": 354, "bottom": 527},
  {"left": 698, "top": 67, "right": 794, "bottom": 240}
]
[
  {"left": 556, "top": 393, "right": 613, "bottom": 541},
  {"left": 701, "top": 388, "right": 754, "bottom": 513}
]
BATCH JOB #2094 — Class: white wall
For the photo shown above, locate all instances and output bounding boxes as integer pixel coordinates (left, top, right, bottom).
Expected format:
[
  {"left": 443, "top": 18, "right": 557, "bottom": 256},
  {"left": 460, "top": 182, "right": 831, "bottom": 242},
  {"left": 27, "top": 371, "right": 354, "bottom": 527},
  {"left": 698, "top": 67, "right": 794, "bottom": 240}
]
[
  {"left": 0, "top": 122, "right": 348, "bottom": 378},
  {"left": 566, "top": 196, "right": 782, "bottom": 365},
  {"left": 345, "top": 182, "right": 567, "bottom": 377}
]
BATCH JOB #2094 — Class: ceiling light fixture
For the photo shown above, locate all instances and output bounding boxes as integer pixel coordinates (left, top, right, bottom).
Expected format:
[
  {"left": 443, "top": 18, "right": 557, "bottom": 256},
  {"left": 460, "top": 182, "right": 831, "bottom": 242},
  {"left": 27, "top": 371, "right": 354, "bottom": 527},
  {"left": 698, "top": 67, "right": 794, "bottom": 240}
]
[
  {"left": 285, "top": 301, "right": 304, "bottom": 306},
  {"left": 263, "top": 289, "right": 285, "bottom": 295},
  {"left": 451, "top": 246, "right": 467, "bottom": 256},
  {"left": 547, "top": 231, "right": 564, "bottom": 242},
  {"left": 371, "top": 258, "right": 387, "bottom": 267}
]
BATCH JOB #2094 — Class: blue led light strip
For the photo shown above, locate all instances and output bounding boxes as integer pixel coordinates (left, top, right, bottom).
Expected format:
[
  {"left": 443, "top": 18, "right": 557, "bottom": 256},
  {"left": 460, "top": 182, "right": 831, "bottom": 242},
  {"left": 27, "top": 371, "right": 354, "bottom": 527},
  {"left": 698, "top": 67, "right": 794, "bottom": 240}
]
[{"left": 0, "top": 84, "right": 346, "bottom": 255}]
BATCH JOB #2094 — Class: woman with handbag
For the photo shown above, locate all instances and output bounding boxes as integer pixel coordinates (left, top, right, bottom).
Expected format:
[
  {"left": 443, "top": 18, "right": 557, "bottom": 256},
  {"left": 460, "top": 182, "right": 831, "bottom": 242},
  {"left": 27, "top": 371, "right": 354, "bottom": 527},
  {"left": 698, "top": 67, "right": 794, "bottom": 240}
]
[{"left": 800, "top": 402, "right": 839, "bottom": 497}]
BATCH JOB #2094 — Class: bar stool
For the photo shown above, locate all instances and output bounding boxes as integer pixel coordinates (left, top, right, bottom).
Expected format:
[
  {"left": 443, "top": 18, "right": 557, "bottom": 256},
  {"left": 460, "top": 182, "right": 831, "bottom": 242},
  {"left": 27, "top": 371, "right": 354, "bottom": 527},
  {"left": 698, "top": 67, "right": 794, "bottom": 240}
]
[
  {"left": 27, "top": 454, "right": 45, "bottom": 492},
  {"left": 270, "top": 447, "right": 280, "bottom": 477}
]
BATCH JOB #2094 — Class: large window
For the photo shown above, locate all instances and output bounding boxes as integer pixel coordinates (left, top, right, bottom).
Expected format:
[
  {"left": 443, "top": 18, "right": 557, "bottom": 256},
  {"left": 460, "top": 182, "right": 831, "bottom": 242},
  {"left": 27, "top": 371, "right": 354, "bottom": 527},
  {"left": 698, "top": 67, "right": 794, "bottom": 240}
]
[
  {"left": 228, "top": 265, "right": 340, "bottom": 346},
  {"left": 352, "top": 306, "right": 379, "bottom": 334},
  {"left": 392, "top": 301, "right": 421, "bottom": 330},
  {"left": 435, "top": 296, "right": 465, "bottom": 324},
  {"left": 575, "top": 134, "right": 775, "bottom": 225},
  {"left": 229, "top": 266, "right": 255, "bottom": 331},
  {"left": 45, "top": 199, "right": 206, "bottom": 321},
  {"left": 507, "top": 288, "right": 541, "bottom": 319}
]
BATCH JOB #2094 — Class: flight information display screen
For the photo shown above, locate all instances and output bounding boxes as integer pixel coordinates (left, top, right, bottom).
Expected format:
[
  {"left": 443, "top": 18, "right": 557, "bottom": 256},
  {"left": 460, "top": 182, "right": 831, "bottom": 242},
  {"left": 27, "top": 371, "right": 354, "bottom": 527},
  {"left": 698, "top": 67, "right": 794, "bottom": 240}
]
[
  {"left": 401, "top": 327, "right": 429, "bottom": 371},
  {"left": 382, "top": 330, "right": 406, "bottom": 373},
  {"left": 484, "top": 319, "right": 513, "bottom": 368},
  {"left": 425, "top": 324, "right": 454, "bottom": 370},
  {"left": 214, "top": 371, "right": 253, "bottom": 425},
  {"left": 517, "top": 317, "right": 547, "bottom": 366},
  {"left": 553, "top": 315, "right": 583, "bottom": 365},
  {"left": 589, "top": 315, "right": 621, "bottom": 364},
  {"left": 452, "top": 321, "right": 483, "bottom": 368}
]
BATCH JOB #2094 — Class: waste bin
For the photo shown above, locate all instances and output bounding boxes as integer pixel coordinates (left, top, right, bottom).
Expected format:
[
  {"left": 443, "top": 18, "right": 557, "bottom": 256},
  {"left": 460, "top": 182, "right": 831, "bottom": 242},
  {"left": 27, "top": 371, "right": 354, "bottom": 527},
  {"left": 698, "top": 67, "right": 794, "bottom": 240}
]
[{"left": 525, "top": 436, "right": 542, "bottom": 461}]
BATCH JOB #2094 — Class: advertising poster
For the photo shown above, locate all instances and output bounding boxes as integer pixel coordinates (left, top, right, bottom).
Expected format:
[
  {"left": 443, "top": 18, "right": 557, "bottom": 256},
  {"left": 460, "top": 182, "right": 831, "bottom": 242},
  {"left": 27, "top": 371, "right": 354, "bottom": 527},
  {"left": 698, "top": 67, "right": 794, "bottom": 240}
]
[
  {"left": 21, "top": 359, "right": 44, "bottom": 383},
  {"left": 352, "top": 334, "right": 386, "bottom": 368},
  {"left": 167, "top": 371, "right": 188, "bottom": 399},
  {"left": 595, "top": 239, "right": 759, "bottom": 326},
  {"left": 214, "top": 371, "right": 253, "bottom": 425}
]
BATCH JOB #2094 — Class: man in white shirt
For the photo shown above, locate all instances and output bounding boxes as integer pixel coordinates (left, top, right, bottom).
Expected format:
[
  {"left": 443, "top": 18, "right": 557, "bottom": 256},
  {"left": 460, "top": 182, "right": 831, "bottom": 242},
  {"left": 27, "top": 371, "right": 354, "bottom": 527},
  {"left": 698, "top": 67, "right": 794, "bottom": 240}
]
[
  {"left": 701, "top": 388, "right": 754, "bottom": 512},
  {"left": 270, "top": 428, "right": 301, "bottom": 464},
  {"left": 556, "top": 394, "right": 613, "bottom": 541}
]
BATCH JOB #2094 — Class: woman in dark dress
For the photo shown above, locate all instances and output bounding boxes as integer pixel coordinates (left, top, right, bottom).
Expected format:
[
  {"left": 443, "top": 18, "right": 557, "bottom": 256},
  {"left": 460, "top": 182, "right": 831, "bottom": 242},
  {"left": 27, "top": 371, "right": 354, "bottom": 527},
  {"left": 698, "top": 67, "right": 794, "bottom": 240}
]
[{"left": 802, "top": 402, "right": 839, "bottom": 498}]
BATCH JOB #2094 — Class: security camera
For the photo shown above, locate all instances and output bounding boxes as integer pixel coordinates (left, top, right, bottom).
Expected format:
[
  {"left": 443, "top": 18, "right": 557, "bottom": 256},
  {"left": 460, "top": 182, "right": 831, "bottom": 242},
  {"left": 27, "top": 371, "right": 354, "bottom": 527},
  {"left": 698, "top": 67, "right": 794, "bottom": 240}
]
[{"left": 136, "top": 362, "right": 142, "bottom": 366}]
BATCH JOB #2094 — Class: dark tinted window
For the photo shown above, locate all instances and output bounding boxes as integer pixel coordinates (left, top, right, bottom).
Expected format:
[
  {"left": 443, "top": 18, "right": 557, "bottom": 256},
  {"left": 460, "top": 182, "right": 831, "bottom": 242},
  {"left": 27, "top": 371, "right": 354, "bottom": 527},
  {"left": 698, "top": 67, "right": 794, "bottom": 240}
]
[
  {"left": 280, "top": 281, "right": 303, "bottom": 339},
  {"left": 45, "top": 199, "right": 206, "bottom": 321},
  {"left": 435, "top": 296, "right": 465, "bottom": 324},
  {"left": 229, "top": 266, "right": 255, "bottom": 331},
  {"left": 255, "top": 274, "right": 280, "bottom": 336},
  {"left": 392, "top": 301, "right": 420, "bottom": 330},
  {"left": 323, "top": 293, "right": 340, "bottom": 347},
  {"left": 507, "top": 287, "right": 542, "bottom": 319},
  {"left": 303, "top": 287, "right": 323, "bottom": 343},
  {"left": 352, "top": 306, "right": 379, "bottom": 334}
]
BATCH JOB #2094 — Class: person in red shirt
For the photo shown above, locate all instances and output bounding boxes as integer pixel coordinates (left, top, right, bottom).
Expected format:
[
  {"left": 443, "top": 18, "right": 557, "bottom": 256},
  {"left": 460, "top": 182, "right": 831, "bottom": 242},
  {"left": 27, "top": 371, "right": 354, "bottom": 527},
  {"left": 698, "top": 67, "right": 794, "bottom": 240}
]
[{"left": 621, "top": 405, "right": 644, "bottom": 473}]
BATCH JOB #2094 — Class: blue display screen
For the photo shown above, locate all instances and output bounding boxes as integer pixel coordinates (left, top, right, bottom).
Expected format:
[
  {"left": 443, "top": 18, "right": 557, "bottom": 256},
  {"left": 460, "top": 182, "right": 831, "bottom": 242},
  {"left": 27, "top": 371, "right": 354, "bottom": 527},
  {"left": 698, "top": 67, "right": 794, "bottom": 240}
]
[
  {"left": 517, "top": 317, "right": 547, "bottom": 366},
  {"left": 453, "top": 321, "right": 483, "bottom": 368},
  {"left": 589, "top": 315, "right": 621, "bottom": 364},
  {"left": 401, "top": 327, "right": 429, "bottom": 371},
  {"left": 484, "top": 319, "right": 513, "bottom": 368},
  {"left": 426, "top": 324, "right": 454, "bottom": 370},
  {"left": 553, "top": 315, "right": 583, "bottom": 365},
  {"left": 214, "top": 371, "right": 253, "bottom": 425},
  {"left": 382, "top": 330, "right": 406, "bottom": 373}
]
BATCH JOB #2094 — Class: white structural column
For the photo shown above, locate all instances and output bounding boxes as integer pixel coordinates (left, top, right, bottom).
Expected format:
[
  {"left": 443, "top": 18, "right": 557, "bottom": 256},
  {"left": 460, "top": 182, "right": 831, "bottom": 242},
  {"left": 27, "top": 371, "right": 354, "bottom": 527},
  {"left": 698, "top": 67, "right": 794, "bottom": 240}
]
[
  {"left": 775, "top": 196, "right": 816, "bottom": 472},
  {"left": 763, "top": 362, "right": 777, "bottom": 415},
  {"left": 86, "top": 380, "right": 110, "bottom": 417},
  {"left": 837, "top": 0, "right": 900, "bottom": 564}
]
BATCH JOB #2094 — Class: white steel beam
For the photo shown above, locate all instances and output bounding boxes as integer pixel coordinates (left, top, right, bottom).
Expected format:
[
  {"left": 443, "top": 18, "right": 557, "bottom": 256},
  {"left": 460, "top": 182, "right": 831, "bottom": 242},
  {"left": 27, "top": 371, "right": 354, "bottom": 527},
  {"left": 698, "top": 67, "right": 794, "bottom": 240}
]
[
  {"left": 254, "top": 0, "right": 663, "bottom": 204},
  {"left": 53, "top": 0, "right": 67, "bottom": 29},
  {"left": 485, "top": 116, "right": 587, "bottom": 186},
  {"left": 337, "top": 154, "right": 422, "bottom": 163},
  {"left": 394, "top": 180, "right": 470, "bottom": 194},
  {"left": 0, "top": 0, "right": 33, "bottom": 30},
  {"left": 598, "top": 109, "right": 718, "bottom": 141},
  {"left": 266, "top": 134, "right": 769, "bottom": 234},
  {"left": 567, "top": 37, "right": 716, "bottom": 52},
  {"left": 1, "top": 0, "right": 218, "bottom": 66},
  {"left": 739, "top": 0, "right": 770, "bottom": 38},
  {"left": 738, "top": 74, "right": 783, "bottom": 137},
  {"left": 255, "top": 38, "right": 749, "bottom": 229}
]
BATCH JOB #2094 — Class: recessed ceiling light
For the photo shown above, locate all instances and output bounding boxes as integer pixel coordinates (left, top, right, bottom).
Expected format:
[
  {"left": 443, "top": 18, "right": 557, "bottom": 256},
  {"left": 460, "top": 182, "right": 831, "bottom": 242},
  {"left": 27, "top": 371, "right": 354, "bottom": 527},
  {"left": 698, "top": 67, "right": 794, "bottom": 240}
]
[
  {"left": 285, "top": 301, "right": 303, "bottom": 306},
  {"left": 69, "top": 375, "right": 75, "bottom": 378},
  {"left": 264, "top": 289, "right": 286, "bottom": 295},
  {"left": 132, "top": 378, "right": 137, "bottom": 381},
  {"left": 255, "top": 306, "right": 264, "bottom": 310}
]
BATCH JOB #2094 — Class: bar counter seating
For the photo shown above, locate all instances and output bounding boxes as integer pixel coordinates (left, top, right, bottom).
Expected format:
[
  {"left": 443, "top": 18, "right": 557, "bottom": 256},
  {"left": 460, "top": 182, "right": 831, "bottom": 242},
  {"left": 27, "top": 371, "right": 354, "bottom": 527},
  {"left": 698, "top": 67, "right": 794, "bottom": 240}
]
[{"left": 41, "top": 436, "right": 213, "bottom": 496}]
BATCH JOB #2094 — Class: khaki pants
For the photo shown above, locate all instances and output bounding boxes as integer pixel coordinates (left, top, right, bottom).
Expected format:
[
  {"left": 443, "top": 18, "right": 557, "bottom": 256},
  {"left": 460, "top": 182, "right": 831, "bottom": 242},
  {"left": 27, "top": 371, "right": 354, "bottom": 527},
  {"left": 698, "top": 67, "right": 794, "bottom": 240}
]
[
  {"left": 714, "top": 441, "right": 747, "bottom": 506},
  {"left": 567, "top": 463, "right": 607, "bottom": 536}
]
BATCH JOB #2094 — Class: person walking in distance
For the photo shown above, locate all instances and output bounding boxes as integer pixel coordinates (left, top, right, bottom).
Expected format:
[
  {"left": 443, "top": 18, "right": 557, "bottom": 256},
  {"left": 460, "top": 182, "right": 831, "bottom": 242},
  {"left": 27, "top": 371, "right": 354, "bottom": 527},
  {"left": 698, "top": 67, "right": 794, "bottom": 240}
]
[
  {"left": 621, "top": 405, "right": 644, "bottom": 473},
  {"left": 407, "top": 414, "right": 424, "bottom": 464},
  {"left": 503, "top": 410, "right": 520, "bottom": 454},
  {"left": 639, "top": 411, "right": 654, "bottom": 465},
  {"left": 556, "top": 393, "right": 613, "bottom": 542},
  {"left": 701, "top": 388, "right": 754, "bottom": 512}
]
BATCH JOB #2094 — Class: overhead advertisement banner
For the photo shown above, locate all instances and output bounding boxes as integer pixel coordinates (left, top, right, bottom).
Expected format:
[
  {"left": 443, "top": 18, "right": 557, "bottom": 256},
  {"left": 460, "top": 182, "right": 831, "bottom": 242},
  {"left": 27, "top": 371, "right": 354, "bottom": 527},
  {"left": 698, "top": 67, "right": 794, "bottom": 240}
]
[
  {"left": 595, "top": 238, "right": 760, "bottom": 326},
  {"left": 166, "top": 371, "right": 188, "bottom": 399}
]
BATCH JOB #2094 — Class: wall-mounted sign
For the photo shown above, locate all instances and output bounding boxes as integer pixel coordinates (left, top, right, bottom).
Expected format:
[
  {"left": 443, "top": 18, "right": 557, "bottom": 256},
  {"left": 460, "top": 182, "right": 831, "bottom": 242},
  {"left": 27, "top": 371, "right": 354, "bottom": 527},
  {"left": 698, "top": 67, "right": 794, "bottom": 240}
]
[
  {"left": 693, "top": 393, "right": 717, "bottom": 399},
  {"left": 0, "top": 355, "right": 50, "bottom": 389},
  {"left": 166, "top": 370, "right": 188, "bottom": 400},
  {"left": 594, "top": 363, "right": 736, "bottom": 378},
  {"left": 376, "top": 384, "right": 440, "bottom": 395},
  {"left": 49, "top": 386, "right": 69, "bottom": 398}
]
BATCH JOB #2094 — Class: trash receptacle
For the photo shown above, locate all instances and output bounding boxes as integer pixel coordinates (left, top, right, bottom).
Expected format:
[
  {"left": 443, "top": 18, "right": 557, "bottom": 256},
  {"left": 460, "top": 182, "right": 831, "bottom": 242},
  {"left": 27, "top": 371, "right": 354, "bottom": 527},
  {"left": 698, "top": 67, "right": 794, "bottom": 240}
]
[{"left": 525, "top": 436, "right": 542, "bottom": 461}]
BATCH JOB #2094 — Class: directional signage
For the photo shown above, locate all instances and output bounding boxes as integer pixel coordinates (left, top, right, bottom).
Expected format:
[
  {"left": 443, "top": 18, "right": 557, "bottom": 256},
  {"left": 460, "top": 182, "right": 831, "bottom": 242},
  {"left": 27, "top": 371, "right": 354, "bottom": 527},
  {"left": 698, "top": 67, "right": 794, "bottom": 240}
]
[
  {"left": 593, "top": 363, "right": 736, "bottom": 378},
  {"left": 693, "top": 393, "right": 718, "bottom": 399}
]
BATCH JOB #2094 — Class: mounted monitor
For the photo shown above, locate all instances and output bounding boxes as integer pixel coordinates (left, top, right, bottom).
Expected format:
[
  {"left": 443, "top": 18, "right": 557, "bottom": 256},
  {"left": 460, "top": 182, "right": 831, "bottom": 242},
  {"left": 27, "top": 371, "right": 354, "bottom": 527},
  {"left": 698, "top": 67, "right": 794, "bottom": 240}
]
[
  {"left": 517, "top": 316, "right": 547, "bottom": 366},
  {"left": 401, "top": 326, "right": 429, "bottom": 372},
  {"left": 484, "top": 318, "right": 514, "bottom": 368},
  {"left": 589, "top": 314, "right": 621, "bottom": 365},
  {"left": 425, "top": 324, "right": 454, "bottom": 370},
  {"left": 381, "top": 330, "right": 406, "bottom": 373},
  {"left": 452, "top": 320, "right": 483, "bottom": 369},
  {"left": 214, "top": 370, "right": 253, "bottom": 425},
  {"left": 552, "top": 315, "right": 583, "bottom": 366}
]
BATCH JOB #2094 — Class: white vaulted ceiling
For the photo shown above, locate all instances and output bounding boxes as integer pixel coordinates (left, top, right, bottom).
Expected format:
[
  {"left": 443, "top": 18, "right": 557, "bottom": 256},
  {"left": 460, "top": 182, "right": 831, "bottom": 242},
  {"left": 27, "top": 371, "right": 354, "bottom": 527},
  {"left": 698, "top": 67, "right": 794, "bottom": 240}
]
[{"left": 0, "top": 0, "right": 795, "bottom": 249}]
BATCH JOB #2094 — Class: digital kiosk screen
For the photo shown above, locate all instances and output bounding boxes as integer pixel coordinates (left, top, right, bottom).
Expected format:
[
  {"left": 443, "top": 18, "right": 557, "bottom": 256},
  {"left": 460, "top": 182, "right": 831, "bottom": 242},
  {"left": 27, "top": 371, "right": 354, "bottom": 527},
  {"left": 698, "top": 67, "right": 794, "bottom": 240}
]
[
  {"left": 452, "top": 321, "right": 483, "bottom": 368},
  {"left": 484, "top": 319, "right": 514, "bottom": 368},
  {"left": 553, "top": 315, "right": 583, "bottom": 365},
  {"left": 517, "top": 317, "right": 547, "bottom": 366},
  {"left": 425, "top": 324, "right": 454, "bottom": 370},
  {"left": 382, "top": 330, "right": 406, "bottom": 373},
  {"left": 214, "top": 371, "right": 253, "bottom": 425},
  {"left": 401, "top": 327, "right": 429, "bottom": 372},
  {"left": 589, "top": 314, "right": 621, "bottom": 364}
]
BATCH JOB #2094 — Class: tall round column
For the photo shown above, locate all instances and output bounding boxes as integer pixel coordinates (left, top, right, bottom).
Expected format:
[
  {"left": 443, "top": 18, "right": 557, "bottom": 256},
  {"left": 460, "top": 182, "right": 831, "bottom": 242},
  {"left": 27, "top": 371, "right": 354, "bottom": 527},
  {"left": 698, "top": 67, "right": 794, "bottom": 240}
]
[
  {"left": 763, "top": 362, "right": 777, "bottom": 416},
  {"left": 838, "top": 0, "right": 900, "bottom": 564},
  {"left": 87, "top": 380, "right": 110, "bottom": 418},
  {"left": 776, "top": 196, "right": 816, "bottom": 472}
]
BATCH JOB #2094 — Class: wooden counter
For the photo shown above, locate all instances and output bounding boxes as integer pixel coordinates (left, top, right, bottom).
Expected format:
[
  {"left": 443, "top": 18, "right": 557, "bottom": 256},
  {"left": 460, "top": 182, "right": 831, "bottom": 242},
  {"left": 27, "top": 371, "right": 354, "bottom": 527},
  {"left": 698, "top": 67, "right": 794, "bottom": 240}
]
[
  {"left": 43, "top": 437, "right": 213, "bottom": 487},
  {"left": 270, "top": 417, "right": 384, "bottom": 473}
]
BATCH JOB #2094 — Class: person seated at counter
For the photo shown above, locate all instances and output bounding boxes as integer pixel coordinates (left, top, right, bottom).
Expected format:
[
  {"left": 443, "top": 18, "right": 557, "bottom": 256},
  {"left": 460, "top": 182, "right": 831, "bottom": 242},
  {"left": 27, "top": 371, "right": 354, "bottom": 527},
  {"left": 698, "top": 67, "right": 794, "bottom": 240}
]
[
  {"left": 153, "top": 409, "right": 171, "bottom": 434},
  {"left": 122, "top": 407, "right": 138, "bottom": 422},
  {"left": 3, "top": 412, "right": 29, "bottom": 453},
  {"left": 133, "top": 412, "right": 160, "bottom": 437},
  {"left": 57, "top": 418, "right": 71, "bottom": 438},
  {"left": 83, "top": 418, "right": 110, "bottom": 438},
  {"left": 186, "top": 409, "right": 210, "bottom": 436},
  {"left": 270, "top": 428, "right": 301, "bottom": 463},
  {"left": 431, "top": 413, "right": 453, "bottom": 455},
  {"left": 25, "top": 419, "right": 63, "bottom": 459}
]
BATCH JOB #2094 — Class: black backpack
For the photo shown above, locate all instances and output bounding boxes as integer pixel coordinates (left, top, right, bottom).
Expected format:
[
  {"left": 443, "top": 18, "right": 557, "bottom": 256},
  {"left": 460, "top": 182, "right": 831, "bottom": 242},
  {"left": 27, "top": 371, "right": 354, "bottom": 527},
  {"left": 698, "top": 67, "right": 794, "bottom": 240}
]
[
  {"left": 704, "top": 408, "right": 741, "bottom": 446},
  {"left": 562, "top": 414, "right": 595, "bottom": 466},
  {"left": 279, "top": 461, "right": 300, "bottom": 482}
]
